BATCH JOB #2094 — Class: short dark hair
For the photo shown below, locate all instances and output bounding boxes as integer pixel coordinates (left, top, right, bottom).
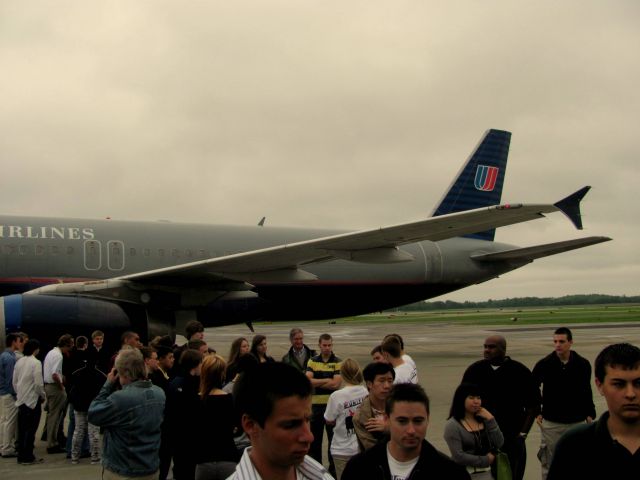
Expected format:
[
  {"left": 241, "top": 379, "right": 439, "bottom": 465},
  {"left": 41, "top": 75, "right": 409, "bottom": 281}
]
[
  {"left": 362, "top": 361, "right": 395, "bottom": 384},
  {"left": 554, "top": 327, "right": 573, "bottom": 341},
  {"left": 448, "top": 382, "right": 482, "bottom": 420},
  {"left": 155, "top": 345, "right": 173, "bottom": 360},
  {"left": 185, "top": 320, "right": 204, "bottom": 338},
  {"left": 76, "top": 336, "right": 88, "bottom": 349},
  {"left": 121, "top": 331, "right": 139, "bottom": 345},
  {"left": 386, "top": 382, "right": 430, "bottom": 416},
  {"left": 179, "top": 349, "right": 203, "bottom": 371},
  {"left": 383, "top": 333, "right": 405, "bottom": 350},
  {"left": 594, "top": 343, "right": 640, "bottom": 383},
  {"left": 381, "top": 337, "right": 402, "bottom": 359},
  {"left": 57, "top": 334, "right": 74, "bottom": 348},
  {"left": 318, "top": 333, "right": 332, "bottom": 344},
  {"left": 140, "top": 346, "right": 157, "bottom": 360},
  {"left": 23, "top": 339, "right": 40, "bottom": 356},
  {"left": 187, "top": 339, "right": 207, "bottom": 351},
  {"left": 5, "top": 333, "right": 20, "bottom": 348},
  {"left": 234, "top": 362, "right": 312, "bottom": 427},
  {"left": 370, "top": 345, "right": 383, "bottom": 356},
  {"left": 150, "top": 335, "right": 174, "bottom": 349}
]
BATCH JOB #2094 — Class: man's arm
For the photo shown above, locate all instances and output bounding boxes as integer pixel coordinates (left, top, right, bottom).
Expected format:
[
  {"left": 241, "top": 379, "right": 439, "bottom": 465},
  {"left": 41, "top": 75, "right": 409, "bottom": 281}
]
[
  {"left": 325, "top": 373, "right": 342, "bottom": 391},
  {"left": 353, "top": 403, "right": 379, "bottom": 451},
  {"left": 519, "top": 364, "right": 542, "bottom": 436},
  {"left": 305, "top": 371, "right": 330, "bottom": 388},
  {"left": 87, "top": 370, "right": 122, "bottom": 427},
  {"left": 580, "top": 357, "right": 596, "bottom": 421},
  {"left": 51, "top": 354, "right": 65, "bottom": 390},
  {"left": 33, "top": 360, "right": 46, "bottom": 401}
]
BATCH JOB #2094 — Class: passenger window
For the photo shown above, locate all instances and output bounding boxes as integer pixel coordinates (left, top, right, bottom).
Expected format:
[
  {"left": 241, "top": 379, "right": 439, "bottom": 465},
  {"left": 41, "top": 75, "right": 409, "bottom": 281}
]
[
  {"left": 19, "top": 245, "right": 29, "bottom": 255},
  {"left": 50, "top": 245, "right": 59, "bottom": 255},
  {"left": 129, "top": 248, "right": 136, "bottom": 256},
  {"left": 172, "top": 248, "right": 180, "bottom": 258},
  {"left": 66, "top": 246, "right": 74, "bottom": 255},
  {"left": 36, "top": 245, "right": 45, "bottom": 256},
  {"left": 143, "top": 248, "right": 150, "bottom": 257},
  {"left": 185, "top": 249, "right": 193, "bottom": 258},
  {"left": 158, "top": 248, "right": 165, "bottom": 257}
]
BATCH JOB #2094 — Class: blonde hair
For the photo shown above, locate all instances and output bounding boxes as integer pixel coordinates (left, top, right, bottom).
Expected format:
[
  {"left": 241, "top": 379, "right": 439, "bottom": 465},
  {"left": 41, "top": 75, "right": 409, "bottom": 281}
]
[
  {"left": 340, "top": 358, "right": 363, "bottom": 386},
  {"left": 199, "top": 354, "right": 227, "bottom": 398}
]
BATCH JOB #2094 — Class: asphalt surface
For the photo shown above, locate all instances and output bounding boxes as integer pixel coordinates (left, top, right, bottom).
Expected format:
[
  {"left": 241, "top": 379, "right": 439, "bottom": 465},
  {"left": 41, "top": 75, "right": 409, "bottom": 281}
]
[{"left": 2, "top": 319, "right": 638, "bottom": 480}]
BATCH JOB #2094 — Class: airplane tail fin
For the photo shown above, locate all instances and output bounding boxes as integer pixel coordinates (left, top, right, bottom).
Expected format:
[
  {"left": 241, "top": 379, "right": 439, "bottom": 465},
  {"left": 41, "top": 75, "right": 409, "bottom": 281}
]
[{"left": 431, "top": 129, "right": 511, "bottom": 241}]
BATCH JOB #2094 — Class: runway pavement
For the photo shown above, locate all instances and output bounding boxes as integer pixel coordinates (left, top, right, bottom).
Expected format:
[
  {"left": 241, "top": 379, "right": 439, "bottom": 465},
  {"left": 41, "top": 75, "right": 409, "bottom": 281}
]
[{"left": 2, "top": 319, "right": 638, "bottom": 480}]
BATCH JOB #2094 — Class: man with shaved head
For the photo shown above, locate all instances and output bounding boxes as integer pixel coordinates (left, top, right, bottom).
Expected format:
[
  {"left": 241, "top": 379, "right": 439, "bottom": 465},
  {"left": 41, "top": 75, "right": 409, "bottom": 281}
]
[{"left": 462, "top": 335, "right": 540, "bottom": 480}]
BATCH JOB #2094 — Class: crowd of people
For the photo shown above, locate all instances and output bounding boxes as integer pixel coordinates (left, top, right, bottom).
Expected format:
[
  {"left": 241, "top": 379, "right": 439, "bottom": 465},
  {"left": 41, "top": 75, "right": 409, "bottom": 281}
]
[{"left": 0, "top": 321, "right": 638, "bottom": 480}]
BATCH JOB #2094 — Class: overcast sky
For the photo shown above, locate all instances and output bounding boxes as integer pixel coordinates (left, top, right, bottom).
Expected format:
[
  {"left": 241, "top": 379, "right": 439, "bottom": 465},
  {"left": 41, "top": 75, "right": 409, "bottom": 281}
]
[{"left": 1, "top": 1, "right": 638, "bottom": 301}]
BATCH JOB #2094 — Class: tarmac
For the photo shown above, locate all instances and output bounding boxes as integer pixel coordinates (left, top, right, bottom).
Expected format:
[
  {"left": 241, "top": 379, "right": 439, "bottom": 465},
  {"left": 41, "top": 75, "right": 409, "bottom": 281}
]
[{"left": 2, "top": 318, "right": 639, "bottom": 480}]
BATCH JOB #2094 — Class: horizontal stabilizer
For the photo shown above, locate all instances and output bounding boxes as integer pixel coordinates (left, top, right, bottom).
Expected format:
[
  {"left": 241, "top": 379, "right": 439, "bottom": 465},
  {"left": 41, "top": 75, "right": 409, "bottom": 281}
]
[
  {"left": 553, "top": 186, "right": 591, "bottom": 230},
  {"left": 471, "top": 236, "right": 611, "bottom": 262}
]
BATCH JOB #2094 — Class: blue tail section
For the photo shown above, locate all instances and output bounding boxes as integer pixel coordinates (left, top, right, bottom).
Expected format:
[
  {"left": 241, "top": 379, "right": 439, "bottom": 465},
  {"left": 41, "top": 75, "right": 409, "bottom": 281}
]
[{"left": 431, "top": 129, "right": 511, "bottom": 241}]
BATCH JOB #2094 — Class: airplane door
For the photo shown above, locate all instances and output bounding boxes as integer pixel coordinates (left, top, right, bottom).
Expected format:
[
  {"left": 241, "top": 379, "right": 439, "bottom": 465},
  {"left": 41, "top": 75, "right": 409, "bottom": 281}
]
[
  {"left": 84, "top": 240, "right": 102, "bottom": 270},
  {"left": 108, "top": 240, "right": 125, "bottom": 271}
]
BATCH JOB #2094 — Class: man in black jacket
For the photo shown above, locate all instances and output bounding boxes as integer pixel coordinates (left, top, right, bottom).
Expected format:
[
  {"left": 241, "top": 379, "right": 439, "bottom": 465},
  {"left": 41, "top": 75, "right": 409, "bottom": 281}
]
[
  {"left": 342, "top": 383, "right": 469, "bottom": 480},
  {"left": 462, "top": 335, "right": 540, "bottom": 480},
  {"left": 532, "top": 327, "right": 595, "bottom": 479}
]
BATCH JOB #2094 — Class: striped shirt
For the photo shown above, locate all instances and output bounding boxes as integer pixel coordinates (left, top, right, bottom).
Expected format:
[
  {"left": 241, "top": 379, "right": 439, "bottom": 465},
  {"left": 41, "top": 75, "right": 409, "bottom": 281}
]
[
  {"left": 306, "top": 353, "right": 341, "bottom": 405},
  {"left": 226, "top": 446, "right": 334, "bottom": 480}
]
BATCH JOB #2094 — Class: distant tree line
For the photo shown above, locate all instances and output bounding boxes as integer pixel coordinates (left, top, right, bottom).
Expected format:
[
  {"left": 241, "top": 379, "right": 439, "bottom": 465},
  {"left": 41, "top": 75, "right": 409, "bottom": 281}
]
[{"left": 394, "top": 294, "right": 640, "bottom": 311}]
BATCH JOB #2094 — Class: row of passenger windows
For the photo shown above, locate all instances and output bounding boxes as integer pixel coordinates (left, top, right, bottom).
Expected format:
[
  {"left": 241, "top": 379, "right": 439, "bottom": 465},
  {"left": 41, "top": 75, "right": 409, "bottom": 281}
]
[{"left": 0, "top": 244, "right": 223, "bottom": 258}]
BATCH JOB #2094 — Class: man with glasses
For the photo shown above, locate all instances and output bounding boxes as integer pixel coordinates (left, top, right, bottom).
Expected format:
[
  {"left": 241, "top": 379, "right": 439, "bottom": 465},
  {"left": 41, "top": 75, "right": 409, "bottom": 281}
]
[{"left": 462, "top": 335, "right": 540, "bottom": 480}]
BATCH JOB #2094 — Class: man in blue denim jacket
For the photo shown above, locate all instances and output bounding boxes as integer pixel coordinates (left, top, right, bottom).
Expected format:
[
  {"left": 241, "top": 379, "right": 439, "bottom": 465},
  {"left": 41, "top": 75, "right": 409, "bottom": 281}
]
[{"left": 89, "top": 348, "right": 165, "bottom": 479}]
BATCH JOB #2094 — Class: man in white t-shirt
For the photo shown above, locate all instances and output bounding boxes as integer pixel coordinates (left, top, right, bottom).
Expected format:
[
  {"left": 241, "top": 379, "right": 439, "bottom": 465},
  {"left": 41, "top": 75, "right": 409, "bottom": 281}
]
[
  {"left": 383, "top": 333, "right": 416, "bottom": 370},
  {"left": 43, "top": 334, "right": 74, "bottom": 454},
  {"left": 381, "top": 337, "right": 418, "bottom": 385},
  {"left": 342, "top": 383, "right": 469, "bottom": 480}
]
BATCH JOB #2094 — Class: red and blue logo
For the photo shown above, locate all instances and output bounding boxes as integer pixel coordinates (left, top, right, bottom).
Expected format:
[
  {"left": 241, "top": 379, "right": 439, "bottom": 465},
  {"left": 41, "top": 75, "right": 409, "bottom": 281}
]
[{"left": 474, "top": 165, "right": 499, "bottom": 191}]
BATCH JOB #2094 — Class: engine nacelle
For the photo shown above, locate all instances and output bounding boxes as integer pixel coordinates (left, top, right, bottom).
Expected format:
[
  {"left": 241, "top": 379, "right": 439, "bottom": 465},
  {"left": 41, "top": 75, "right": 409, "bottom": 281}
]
[{"left": 0, "top": 294, "right": 175, "bottom": 355}]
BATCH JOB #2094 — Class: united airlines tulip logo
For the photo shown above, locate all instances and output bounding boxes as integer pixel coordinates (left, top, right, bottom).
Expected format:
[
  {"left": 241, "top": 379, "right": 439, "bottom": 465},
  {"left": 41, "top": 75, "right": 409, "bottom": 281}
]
[{"left": 474, "top": 165, "right": 499, "bottom": 191}]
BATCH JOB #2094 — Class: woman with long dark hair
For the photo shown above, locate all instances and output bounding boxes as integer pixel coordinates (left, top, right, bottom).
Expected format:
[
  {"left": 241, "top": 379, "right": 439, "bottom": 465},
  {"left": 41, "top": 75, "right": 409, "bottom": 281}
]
[
  {"left": 444, "top": 383, "right": 504, "bottom": 479},
  {"left": 226, "top": 337, "right": 250, "bottom": 381},
  {"left": 250, "top": 335, "right": 274, "bottom": 363}
]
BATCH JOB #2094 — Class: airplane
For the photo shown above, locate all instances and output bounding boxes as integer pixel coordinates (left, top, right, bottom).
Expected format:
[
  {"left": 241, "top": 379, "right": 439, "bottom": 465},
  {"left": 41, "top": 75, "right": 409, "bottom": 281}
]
[{"left": 0, "top": 129, "right": 610, "bottom": 352}]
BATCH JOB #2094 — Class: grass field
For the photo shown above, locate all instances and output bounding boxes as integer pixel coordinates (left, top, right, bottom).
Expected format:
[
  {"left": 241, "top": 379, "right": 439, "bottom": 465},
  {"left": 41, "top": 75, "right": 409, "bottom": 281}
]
[{"left": 335, "top": 304, "right": 640, "bottom": 326}]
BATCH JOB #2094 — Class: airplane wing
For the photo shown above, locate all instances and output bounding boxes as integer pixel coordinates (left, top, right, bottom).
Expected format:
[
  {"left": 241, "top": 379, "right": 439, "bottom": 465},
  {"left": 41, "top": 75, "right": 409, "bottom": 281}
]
[{"left": 27, "top": 187, "right": 597, "bottom": 303}]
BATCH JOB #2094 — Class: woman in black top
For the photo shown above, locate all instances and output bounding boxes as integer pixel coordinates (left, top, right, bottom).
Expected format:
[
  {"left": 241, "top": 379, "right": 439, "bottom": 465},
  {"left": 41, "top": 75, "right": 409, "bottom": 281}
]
[{"left": 196, "top": 354, "right": 238, "bottom": 480}]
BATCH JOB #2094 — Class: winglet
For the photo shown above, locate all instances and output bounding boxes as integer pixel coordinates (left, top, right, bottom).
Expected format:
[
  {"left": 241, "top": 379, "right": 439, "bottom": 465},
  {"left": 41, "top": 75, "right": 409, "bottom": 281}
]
[{"left": 554, "top": 186, "right": 591, "bottom": 230}]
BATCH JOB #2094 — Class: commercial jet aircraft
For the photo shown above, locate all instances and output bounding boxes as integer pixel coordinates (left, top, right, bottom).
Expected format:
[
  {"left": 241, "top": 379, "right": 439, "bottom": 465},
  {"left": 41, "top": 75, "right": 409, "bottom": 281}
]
[{"left": 0, "top": 130, "right": 610, "bottom": 351}]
